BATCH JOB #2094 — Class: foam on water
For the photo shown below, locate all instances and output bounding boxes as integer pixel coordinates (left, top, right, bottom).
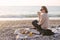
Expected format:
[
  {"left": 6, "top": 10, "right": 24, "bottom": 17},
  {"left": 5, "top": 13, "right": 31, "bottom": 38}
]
[{"left": 0, "top": 17, "right": 60, "bottom": 21}]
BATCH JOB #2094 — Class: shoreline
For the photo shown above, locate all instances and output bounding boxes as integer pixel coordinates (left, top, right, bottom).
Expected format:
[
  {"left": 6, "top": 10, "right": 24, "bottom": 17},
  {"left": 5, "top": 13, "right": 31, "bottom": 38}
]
[
  {"left": 0, "top": 17, "right": 60, "bottom": 26},
  {"left": 0, "top": 17, "right": 60, "bottom": 21}
]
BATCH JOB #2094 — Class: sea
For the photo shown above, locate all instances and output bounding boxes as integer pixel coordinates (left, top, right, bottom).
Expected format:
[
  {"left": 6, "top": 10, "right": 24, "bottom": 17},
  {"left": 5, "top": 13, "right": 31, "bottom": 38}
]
[{"left": 0, "top": 6, "right": 60, "bottom": 20}]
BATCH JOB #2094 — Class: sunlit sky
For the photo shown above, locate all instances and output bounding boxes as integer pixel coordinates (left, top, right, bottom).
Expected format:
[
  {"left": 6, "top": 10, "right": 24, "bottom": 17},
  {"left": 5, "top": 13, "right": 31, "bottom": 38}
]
[{"left": 0, "top": 0, "right": 60, "bottom": 6}]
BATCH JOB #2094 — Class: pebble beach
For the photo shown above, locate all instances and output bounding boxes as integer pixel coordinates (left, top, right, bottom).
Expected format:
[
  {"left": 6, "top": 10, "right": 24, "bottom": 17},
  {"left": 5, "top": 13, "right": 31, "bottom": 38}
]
[{"left": 0, "top": 18, "right": 60, "bottom": 40}]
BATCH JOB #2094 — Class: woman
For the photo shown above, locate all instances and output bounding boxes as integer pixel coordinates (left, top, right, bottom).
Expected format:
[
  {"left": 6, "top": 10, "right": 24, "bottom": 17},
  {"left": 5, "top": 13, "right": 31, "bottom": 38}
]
[
  {"left": 38, "top": 6, "right": 49, "bottom": 29},
  {"left": 32, "top": 6, "right": 54, "bottom": 36}
]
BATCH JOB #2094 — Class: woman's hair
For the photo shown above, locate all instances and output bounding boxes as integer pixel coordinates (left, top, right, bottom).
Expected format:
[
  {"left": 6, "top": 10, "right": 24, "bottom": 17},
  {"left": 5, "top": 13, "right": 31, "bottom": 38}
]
[{"left": 40, "top": 6, "right": 48, "bottom": 13}]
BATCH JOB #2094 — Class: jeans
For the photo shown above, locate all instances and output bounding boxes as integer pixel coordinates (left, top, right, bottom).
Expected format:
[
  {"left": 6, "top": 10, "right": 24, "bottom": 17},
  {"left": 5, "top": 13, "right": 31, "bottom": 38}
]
[
  {"left": 32, "top": 20, "right": 43, "bottom": 33},
  {"left": 32, "top": 20, "right": 54, "bottom": 36}
]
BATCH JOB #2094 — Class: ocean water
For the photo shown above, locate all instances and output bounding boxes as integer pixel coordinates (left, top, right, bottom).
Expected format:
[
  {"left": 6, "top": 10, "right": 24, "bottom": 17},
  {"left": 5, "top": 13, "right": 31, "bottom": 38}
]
[{"left": 0, "top": 6, "right": 60, "bottom": 18}]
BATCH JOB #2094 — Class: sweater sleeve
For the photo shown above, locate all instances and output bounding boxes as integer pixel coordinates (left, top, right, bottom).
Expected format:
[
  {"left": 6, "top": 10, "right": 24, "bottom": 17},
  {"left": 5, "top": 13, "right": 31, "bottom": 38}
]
[{"left": 39, "top": 14, "right": 46, "bottom": 25}]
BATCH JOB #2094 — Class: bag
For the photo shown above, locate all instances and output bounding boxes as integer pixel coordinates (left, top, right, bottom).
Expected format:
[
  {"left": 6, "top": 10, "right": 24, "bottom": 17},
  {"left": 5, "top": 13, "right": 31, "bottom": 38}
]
[{"left": 41, "top": 29, "right": 55, "bottom": 36}]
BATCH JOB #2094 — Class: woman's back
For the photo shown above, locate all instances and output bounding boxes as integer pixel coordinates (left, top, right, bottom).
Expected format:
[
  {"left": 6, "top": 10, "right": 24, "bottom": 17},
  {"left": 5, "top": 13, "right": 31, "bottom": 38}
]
[{"left": 40, "top": 13, "right": 49, "bottom": 29}]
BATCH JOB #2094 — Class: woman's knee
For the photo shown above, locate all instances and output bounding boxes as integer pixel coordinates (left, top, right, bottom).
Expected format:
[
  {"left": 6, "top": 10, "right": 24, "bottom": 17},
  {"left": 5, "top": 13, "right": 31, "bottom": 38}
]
[{"left": 32, "top": 20, "right": 38, "bottom": 25}]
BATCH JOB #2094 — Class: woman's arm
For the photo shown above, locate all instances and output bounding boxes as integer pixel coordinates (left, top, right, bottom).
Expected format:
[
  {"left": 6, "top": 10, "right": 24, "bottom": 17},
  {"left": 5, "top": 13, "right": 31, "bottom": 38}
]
[
  {"left": 40, "top": 14, "right": 46, "bottom": 25},
  {"left": 38, "top": 13, "right": 45, "bottom": 25},
  {"left": 37, "top": 12, "right": 41, "bottom": 25}
]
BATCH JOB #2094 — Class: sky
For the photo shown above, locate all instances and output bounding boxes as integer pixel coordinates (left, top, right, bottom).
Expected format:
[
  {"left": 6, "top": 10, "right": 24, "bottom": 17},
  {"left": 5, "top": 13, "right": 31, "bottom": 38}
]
[
  {"left": 0, "top": 0, "right": 60, "bottom": 16},
  {"left": 0, "top": 0, "right": 60, "bottom": 6}
]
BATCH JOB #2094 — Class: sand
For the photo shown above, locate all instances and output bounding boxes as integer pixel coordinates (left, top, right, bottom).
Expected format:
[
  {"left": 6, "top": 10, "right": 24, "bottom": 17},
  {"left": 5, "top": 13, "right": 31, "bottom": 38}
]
[{"left": 0, "top": 19, "right": 60, "bottom": 40}]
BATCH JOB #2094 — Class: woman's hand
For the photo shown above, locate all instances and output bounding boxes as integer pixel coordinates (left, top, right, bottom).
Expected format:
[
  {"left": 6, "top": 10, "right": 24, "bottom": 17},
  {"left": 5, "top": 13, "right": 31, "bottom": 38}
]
[
  {"left": 37, "top": 12, "right": 40, "bottom": 16},
  {"left": 37, "top": 22, "right": 41, "bottom": 25},
  {"left": 37, "top": 12, "right": 41, "bottom": 25}
]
